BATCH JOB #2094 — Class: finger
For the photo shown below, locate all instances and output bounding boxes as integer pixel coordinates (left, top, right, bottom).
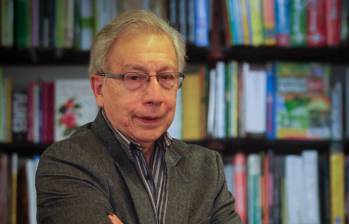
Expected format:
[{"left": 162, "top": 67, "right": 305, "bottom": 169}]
[{"left": 108, "top": 213, "right": 123, "bottom": 224}]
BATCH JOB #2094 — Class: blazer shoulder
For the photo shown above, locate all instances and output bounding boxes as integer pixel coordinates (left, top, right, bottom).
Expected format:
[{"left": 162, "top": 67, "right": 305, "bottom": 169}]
[
  {"left": 171, "top": 139, "right": 221, "bottom": 168},
  {"left": 41, "top": 123, "right": 111, "bottom": 169}
]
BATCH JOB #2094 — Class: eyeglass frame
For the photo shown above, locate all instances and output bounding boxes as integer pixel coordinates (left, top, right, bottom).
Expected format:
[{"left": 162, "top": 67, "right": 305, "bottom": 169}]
[{"left": 97, "top": 71, "right": 185, "bottom": 90}]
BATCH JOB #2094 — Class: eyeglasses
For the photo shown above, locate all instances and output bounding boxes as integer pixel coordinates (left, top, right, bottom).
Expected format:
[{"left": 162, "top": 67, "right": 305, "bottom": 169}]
[{"left": 98, "top": 72, "right": 185, "bottom": 90}]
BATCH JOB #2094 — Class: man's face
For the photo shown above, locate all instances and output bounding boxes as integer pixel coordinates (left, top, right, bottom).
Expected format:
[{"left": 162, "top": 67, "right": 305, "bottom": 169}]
[{"left": 91, "top": 32, "right": 178, "bottom": 148}]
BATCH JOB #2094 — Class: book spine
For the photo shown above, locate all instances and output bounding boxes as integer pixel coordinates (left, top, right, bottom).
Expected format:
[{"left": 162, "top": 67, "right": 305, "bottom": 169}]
[
  {"left": 262, "top": 0, "right": 276, "bottom": 45},
  {"left": 325, "top": 0, "right": 341, "bottom": 46},
  {"left": 307, "top": 0, "right": 326, "bottom": 46},
  {"left": 290, "top": 0, "right": 306, "bottom": 46},
  {"left": 275, "top": 0, "right": 291, "bottom": 46}
]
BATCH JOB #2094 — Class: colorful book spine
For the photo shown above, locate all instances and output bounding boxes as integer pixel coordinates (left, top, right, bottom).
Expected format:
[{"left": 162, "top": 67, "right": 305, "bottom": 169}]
[
  {"left": 275, "top": 0, "right": 291, "bottom": 46},
  {"left": 234, "top": 153, "right": 247, "bottom": 224},
  {"left": 182, "top": 72, "right": 202, "bottom": 140},
  {"left": 194, "top": 0, "right": 209, "bottom": 47},
  {"left": 307, "top": 0, "right": 326, "bottom": 46},
  {"left": 290, "top": 0, "right": 307, "bottom": 46},
  {"left": 241, "top": 0, "right": 251, "bottom": 45},
  {"left": 325, "top": 0, "right": 341, "bottom": 46},
  {"left": 262, "top": 0, "right": 276, "bottom": 45},
  {"left": 249, "top": 0, "right": 264, "bottom": 45},
  {"left": 330, "top": 146, "right": 345, "bottom": 224}
]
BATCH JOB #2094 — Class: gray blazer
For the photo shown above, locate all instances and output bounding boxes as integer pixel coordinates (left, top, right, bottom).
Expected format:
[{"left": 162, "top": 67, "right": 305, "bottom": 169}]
[{"left": 36, "top": 112, "right": 242, "bottom": 224}]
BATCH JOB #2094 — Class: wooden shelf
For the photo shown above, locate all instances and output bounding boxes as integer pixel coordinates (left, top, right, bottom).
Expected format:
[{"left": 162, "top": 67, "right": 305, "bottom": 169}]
[
  {"left": 1, "top": 138, "right": 345, "bottom": 156},
  {"left": 187, "top": 138, "right": 342, "bottom": 155},
  {"left": 0, "top": 142, "right": 47, "bottom": 156},
  {"left": 0, "top": 44, "right": 209, "bottom": 65},
  {"left": 222, "top": 46, "right": 349, "bottom": 64},
  {"left": 1, "top": 46, "right": 348, "bottom": 65}
]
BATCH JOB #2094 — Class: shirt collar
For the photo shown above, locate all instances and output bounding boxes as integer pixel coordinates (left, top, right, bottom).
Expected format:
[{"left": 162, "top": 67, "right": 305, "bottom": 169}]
[{"left": 101, "top": 109, "right": 172, "bottom": 157}]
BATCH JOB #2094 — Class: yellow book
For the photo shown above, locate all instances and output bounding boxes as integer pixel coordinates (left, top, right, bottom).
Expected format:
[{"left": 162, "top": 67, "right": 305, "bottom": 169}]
[
  {"left": 182, "top": 72, "right": 202, "bottom": 140},
  {"left": 330, "top": 150, "right": 345, "bottom": 224},
  {"left": 249, "top": 0, "right": 264, "bottom": 45},
  {"left": 241, "top": 0, "right": 251, "bottom": 45}
]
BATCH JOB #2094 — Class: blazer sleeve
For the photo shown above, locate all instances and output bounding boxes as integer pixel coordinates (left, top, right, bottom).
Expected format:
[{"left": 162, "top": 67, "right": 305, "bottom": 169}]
[
  {"left": 210, "top": 151, "right": 242, "bottom": 224},
  {"left": 35, "top": 141, "right": 113, "bottom": 224}
]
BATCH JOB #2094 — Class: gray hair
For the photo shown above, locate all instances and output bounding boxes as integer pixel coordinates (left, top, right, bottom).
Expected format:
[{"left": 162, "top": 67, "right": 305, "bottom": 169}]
[{"left": 89, "top": 10, "right": 186, "bottom": 75}]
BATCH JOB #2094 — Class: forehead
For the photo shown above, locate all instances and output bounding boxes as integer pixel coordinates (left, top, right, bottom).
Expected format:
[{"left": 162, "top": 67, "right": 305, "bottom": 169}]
[{"left": 106, "top": 31, "right": 178, "bottom": 70}]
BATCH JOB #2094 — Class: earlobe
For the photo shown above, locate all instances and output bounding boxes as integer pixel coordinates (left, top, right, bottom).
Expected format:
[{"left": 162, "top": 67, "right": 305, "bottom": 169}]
[{"left": 90, "top": 75, "right": 104, "bottom": 107}]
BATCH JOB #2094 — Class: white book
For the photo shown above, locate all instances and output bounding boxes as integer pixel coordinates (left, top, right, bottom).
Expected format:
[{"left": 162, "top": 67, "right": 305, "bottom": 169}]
[
  {"left": 168, "top": 89, "right": 182, "bottom": 139},
  {"left": 80, "top": 0, "right": 93, "bottom": 51},
  {"left": 346, "top": 68, "right": 349, "bottom": 139},
  {"left": 207, "top": 69, "right": 216, "bottom": 136},
  {"left": 247, "top": 154, "right": 262, "bottom": 224},
  {"left": 64, "top": 0, "right": 75, "bottom": 48},
  {"left": 301, "top": 150, "right": 320, "bottom": 224},
  {"left": 285, "top": 155, "right": 303, "bottom": 224},
  {"left": 54, "top": 79, "right": 98, "bottom": 141},
  {"left": 224, "top": 163, "right": 234, "bottom": 194},
  {"left": 26, "top": 159, "right": 37, "bottom": 224},
  {"left": 244, "top": 64, "right": 267, "bottom": 135},
  {"left": 94, "top": 0, "right": 113, "bottom": 34},
  {"left": 331, "top": 81, "right": 343, "bottom": 140},
  {"left": 214, "top": 61, "right": 226, "bottom": 138}
]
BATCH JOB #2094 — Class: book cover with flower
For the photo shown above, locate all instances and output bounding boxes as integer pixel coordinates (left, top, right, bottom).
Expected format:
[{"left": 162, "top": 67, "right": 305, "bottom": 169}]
[{"left": 54, "top": 79, "right": 98, "bottom": 141}]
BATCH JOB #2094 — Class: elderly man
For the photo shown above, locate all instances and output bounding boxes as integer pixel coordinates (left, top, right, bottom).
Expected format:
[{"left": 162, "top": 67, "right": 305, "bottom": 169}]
[{"left": 36, "top": 10, "right": 242, "bottom": 224}]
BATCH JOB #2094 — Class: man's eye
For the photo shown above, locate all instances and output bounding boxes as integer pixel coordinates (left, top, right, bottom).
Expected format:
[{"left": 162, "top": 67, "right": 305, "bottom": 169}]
[
  {"left": 126, "top": 74, "right": 143, "bottom": 80},
  {"left": 159, "top": 73, "right": 175, "bottom": 80}
]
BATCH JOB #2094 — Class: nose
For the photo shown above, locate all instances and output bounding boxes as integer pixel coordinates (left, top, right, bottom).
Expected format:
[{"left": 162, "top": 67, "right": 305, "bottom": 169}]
[{"left": 143, "top": 74, "right": 164, "bottom": 105}]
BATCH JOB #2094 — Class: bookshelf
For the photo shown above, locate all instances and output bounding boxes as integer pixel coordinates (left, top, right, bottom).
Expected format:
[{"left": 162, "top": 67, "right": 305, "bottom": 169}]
[{"left": 1, "top": 0, "right": 349, "bottom": 223}]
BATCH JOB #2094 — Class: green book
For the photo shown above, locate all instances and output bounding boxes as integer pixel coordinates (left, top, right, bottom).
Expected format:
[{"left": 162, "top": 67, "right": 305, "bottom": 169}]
[
  {"left": 15, "top": 0, "right": 29, "bottom": 48},
  {"left": 290, "top": 0, "right": 306, "bottom": 46}
]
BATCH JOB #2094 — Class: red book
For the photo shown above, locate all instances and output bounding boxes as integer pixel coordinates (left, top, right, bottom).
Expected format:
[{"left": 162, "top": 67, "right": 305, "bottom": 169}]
[
  {"left": 307, "top": 0, "right": 326, "bottom": 46},
  {"left": 262, "top": 154, "right": 271, "bottom": 224},
  {"left": 325, "top": 0, "right": 341, "bottom": 46},
  {"left": 233, "top": 152, "right": 247, "bottom": 224}
]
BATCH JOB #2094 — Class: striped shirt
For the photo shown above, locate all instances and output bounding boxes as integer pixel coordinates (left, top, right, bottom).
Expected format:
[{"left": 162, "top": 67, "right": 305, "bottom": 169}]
[{"left": 102, "top": 111, "right": 170, "bottom": 224}]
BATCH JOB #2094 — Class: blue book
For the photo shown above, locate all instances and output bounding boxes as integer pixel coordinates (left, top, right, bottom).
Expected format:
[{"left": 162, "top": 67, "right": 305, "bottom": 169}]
[
  {"left": 266, "top": 63, "right": 276, "bottom": 139},
  {"left": 194, "top": 0, "right": 209, "bottom": 46},
  {"left": 275, "top": 0, "right": 291, "bottom": 46}
]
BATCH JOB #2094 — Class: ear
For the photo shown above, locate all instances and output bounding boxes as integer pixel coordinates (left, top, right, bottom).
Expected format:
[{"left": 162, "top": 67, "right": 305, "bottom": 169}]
[{"left": 90, "top": 74, "right": 104, "bottom": 107}]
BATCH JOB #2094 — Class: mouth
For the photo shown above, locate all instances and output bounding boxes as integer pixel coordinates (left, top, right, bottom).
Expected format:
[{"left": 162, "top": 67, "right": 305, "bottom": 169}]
[{"left": 135, "top": 115, "right": 163, "bottom": 126}]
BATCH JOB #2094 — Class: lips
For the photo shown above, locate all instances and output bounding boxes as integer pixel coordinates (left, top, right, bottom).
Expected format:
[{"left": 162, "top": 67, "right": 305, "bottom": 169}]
[{"left": 135, "top": 115, "right": 163, "bottom": 126}]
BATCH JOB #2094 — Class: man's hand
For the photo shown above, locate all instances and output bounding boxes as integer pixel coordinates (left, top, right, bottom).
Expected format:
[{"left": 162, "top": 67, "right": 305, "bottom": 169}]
[{"left": 108, "top": 213, "right": 123, "bottom": 224}]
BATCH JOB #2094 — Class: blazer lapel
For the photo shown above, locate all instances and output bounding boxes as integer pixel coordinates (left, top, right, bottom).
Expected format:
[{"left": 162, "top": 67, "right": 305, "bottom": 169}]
[
  {"left": 111, "top": 149, "right": 157, "bottom": 224},
  {"left": 165, "top": 142, "right": 191, "bottom": 224},
  {"left": 92, "top": 111, "right": 156, "bottom": 223}
]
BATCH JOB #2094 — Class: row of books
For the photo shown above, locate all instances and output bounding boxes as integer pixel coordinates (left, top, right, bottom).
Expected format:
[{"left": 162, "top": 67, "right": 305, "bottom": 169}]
[
  {"left": 0, "top": 62, "right": 348, "bottom": 144},
  {"left": 0, "top": 68, "right": 98, "bottom": 143},
  {"left": 2, "top": 0, "right": 348, "bottom": 50},
  {"left": 220, "top": 0, "right": 349, "bottom": 47},
  {"left": 0, "top": 153, "right": 39, "bottom": 224},
  {"left": 169, "top": 61, "right": 349, "bottom": 141},
  {"left": 223, "top": 146, "right": 347, "bottom": 224},
  {"left": 0, "top": 0, "right": 166, "bottom": 50},
  {"left": 0, "top": 0, "right": 212, "bottom": 49}
]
